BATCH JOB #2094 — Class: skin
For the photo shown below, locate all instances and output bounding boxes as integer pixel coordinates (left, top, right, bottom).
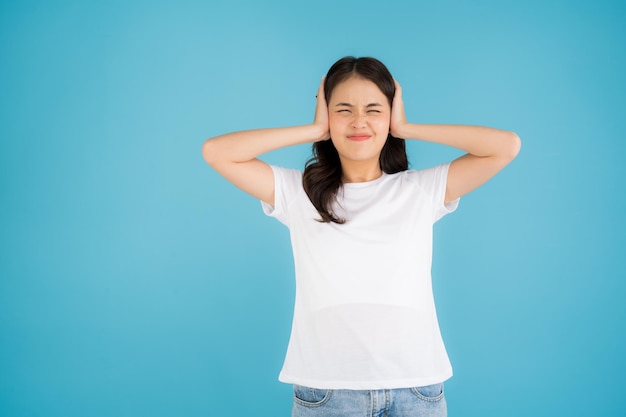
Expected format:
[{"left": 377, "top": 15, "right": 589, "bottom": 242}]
[
  {"left": 202, "top": 75, "right": 521, "bottom": 207},
  {"left": 327, "top": 76, "right": 391, "bottom": 183},
  {"left": 389, "top": 80, "right": 521, "bottom": 204}
]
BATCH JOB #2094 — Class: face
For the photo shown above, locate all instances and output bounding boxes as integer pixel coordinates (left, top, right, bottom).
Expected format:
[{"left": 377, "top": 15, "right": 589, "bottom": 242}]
[{"left": 327, "top": 76, "right": 391, "bottom": 168}]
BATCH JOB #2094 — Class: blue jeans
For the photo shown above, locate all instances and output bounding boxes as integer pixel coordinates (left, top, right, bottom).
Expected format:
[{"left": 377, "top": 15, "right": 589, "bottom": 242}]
[{"left": 292, "top": 383, "right": 447, "bottom": 417}]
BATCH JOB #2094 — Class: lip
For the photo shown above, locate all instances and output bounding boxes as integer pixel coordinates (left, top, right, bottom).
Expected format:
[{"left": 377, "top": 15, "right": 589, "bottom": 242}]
[{"left": 347, "top": 134, "right": 372, "bottom": 141}]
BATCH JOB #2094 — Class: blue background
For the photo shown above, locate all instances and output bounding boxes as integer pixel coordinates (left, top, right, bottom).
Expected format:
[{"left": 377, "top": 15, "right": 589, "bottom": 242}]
[{"left": 1, "top": 0, "right": 624, "bottom": 415}]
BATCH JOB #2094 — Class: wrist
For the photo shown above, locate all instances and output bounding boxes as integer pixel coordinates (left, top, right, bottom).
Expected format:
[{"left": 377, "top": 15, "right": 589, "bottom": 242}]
[
  {"left": 311, "top": 123, "right": 330, "bottom": 142},
  {"left": 391, "top": 122, "right": 414, "bottom": 139}
]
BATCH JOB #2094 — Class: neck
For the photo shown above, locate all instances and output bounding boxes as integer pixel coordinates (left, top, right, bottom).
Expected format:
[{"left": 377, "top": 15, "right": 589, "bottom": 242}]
[{"left": 340, "top": 160, "right": 383, "bottom": 183}]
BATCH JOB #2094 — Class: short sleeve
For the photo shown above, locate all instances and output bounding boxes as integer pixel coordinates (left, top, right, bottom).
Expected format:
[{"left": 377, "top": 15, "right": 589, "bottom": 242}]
[
  {"left": 260, "top": 165, "right": 303, "bottom": 227},
  {"left": 412, "top": 163, "right": 460, "bottom": 222}
]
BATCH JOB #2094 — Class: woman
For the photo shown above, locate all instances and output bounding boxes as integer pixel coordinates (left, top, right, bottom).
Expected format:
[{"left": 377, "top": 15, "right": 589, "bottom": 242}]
[{"left": 202, "top": 56, "right": 520, "bottom": 417}]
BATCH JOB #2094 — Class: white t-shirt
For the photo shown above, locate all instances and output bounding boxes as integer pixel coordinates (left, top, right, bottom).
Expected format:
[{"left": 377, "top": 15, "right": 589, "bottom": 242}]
[{"left": 261, "top": 163, "right": 459, "bottom": 390}]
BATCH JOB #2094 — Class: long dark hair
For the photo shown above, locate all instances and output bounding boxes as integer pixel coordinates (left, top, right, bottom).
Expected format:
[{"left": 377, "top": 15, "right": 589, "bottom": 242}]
[{"left": 302, "top": 56, "right": 409, "bottom": 224}]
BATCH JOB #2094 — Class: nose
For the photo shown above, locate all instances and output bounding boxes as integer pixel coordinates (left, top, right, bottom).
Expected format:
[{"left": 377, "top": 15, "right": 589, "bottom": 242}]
[{"left": 351, "top": 113, "right": 367, "bottom": 129}]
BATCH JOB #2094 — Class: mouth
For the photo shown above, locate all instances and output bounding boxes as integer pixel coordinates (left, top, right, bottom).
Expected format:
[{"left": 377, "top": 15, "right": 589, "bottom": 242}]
[{"left": 347, "top": 134, "right": 371, "bottom": 141}]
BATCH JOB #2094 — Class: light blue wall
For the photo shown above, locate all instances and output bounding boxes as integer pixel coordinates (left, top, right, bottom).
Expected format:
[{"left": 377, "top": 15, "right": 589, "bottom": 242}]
[{"left": 1, "top": 0, "right": 624, "bottom": 415}]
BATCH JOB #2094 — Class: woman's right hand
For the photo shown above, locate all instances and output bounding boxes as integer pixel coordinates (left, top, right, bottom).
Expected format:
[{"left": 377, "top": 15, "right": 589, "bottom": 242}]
[
  {"left": 313, "top": 77, "right": 330, "bottom": 141},
  {"left": 203, "top": 77, "right": 333, "bottom": 206}
]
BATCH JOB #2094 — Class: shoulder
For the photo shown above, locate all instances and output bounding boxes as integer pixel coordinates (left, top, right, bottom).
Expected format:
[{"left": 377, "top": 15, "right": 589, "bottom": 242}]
[
  {"left": 270, "top": 165, "right": 307, "bottom": 203},
  {"left": 270, "top": 165, "right": 303, "bottom": 189},
  {"left": 388, "top": 164, "right": 451, "bottom": 199},
  {"left": 407, "top": 163, "right": 451, "bottom": 177},
  {"left": 270, "top": 165, "right": 302, "bottom": 179},
  {"left": 404, "top": 163, "right": 451, "bottom": 184},
  {"left": 384, "top": 167, "right": 438, "bottom": 185}
]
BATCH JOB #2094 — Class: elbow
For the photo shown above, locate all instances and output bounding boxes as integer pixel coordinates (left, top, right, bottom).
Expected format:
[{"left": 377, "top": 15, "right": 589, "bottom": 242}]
[
  {"left": 503, "top": 131, "right": 522, "bottom": 161},
  {"left": 201, "top": 139, "right": 218, "bottom": 167}
]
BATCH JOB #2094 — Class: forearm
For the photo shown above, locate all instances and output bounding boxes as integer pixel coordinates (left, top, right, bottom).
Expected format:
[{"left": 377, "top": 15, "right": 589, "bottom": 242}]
[
  {"left": 395, "top": 123, "right": 521, "bottom": 159},
  {"left": 202, "top": 123, "right": 325, "bottom": 165}
]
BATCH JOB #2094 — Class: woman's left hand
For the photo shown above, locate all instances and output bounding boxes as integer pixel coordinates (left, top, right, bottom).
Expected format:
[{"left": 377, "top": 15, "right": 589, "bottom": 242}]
[{"left": 390, "top": 79, "right": 409, "bottom": 138}]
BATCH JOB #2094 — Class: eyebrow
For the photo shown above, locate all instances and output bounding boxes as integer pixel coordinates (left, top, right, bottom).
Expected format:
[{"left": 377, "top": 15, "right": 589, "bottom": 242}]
[{"left": 335, "top": 102, "right": 384, "bottom": 108}]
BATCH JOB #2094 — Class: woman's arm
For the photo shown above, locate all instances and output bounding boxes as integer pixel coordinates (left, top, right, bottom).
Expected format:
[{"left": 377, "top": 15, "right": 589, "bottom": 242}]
[
  {"left": 202, "top": 79, "right": 329, "bottom": 206},
  {"left": 390, "top": 81, "right": 521, "bottom": 205}
]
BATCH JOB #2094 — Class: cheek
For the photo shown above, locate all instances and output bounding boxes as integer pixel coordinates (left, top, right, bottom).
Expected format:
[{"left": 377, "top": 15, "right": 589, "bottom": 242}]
[
  {"left": 373, "top": 117, "right": 391, "bottom": 133},
  {"left": 328, "top": 115, "right": 346, "bottom": 134}
]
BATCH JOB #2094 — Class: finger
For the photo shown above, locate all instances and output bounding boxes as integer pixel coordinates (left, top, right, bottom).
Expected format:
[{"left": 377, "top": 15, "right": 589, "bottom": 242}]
[
  {"left": 315, "top": 78, "right": 328, "bottom": 111},
  {"left": 314, "top": 79, "right": 329, "bottom": 124},
  {"left": 393, "top": 78, "right": 402, "bottom": 97},
  {"left": 317, "top": 76, "right": 326, "bottom": 101}
]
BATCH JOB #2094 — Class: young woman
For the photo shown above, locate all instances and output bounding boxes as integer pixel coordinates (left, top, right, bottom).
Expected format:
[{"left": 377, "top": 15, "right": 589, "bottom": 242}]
[{"left": 202, "top": 57, "right": 521, "bottom": 417}]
